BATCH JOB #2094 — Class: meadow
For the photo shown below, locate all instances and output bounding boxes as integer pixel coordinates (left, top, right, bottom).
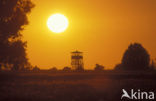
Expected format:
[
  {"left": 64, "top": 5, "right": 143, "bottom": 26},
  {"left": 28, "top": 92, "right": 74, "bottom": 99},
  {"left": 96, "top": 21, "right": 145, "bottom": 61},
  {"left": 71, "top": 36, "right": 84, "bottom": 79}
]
[{"left": 0, "top": 71, "right": 156, "bottom": 101}]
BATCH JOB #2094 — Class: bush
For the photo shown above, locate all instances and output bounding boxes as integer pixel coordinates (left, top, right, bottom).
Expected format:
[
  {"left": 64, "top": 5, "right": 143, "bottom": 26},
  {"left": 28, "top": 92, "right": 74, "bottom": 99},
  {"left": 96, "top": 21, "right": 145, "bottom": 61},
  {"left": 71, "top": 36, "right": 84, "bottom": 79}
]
[
  {"left": 49, "top": 67, "right": 58, "bottom": 71},
  {"left": 63, "top": 67, "right": 71, "bottom": 71},
  {"left": 114, "top": 64, "right": 123, "bottom": 70},
  {"left": 94, "top": 64, "right": 104, "bottom": 71},
  {"left": 32, "top": 66, "right": 40, "bottom": 71}
]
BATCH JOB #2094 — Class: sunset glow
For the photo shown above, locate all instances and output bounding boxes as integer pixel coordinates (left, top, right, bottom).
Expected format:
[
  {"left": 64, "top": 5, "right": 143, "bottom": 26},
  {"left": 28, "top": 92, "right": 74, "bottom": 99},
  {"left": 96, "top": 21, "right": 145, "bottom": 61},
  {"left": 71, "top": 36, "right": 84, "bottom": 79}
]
[{"left": 23, "top": 0, "right": 156, "bottom": 69}]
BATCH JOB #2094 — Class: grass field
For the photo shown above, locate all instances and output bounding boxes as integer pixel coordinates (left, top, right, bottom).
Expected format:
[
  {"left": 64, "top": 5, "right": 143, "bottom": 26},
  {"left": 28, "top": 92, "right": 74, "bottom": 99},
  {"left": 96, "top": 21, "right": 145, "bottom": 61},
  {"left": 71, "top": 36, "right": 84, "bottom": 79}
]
[{"left": 0, "top": 71, "right": 156, "bottom": 101}]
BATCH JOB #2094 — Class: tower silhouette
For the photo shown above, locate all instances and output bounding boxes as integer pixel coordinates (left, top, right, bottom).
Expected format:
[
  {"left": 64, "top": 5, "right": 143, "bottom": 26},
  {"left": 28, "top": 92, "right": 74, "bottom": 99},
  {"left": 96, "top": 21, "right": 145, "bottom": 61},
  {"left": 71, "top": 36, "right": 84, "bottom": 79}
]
[{"left": 71, "top": 51, "right": 84, "bottom": 70}]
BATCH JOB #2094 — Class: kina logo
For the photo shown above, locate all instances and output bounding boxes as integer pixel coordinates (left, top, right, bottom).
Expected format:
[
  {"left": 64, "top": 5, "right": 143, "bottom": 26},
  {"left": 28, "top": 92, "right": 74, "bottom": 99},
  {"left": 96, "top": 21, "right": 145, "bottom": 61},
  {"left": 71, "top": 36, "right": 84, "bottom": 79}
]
[{"left": 121, "top": 89, "right": 154, "bottom": 100}]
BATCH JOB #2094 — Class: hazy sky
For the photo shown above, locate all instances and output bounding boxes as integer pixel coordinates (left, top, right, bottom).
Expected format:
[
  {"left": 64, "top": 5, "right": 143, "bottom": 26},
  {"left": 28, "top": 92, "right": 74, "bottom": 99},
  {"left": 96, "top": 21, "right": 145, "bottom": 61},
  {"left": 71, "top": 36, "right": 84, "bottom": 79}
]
[{"left": 23, "top": 0, "right": 156, "bottom": 69}]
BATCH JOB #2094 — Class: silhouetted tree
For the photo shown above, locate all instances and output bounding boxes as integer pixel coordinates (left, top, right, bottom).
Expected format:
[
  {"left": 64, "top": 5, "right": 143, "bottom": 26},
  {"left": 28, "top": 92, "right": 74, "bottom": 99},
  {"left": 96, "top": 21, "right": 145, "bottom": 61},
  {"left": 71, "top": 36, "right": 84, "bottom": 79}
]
[
  {"left": 94, "top": 64, "right": 104, "bottom": 71},
  {"left": 0, "top": 0, "right": 34, "bottom": 70},
  {"left": 121, "top": 43, "right": 150, "bottom": 70},
  {"left": 63, "top": 66, "right": 71, "bottom": 71},
  {"left": 32, "top": 66, "right": 40, "bottom": 71},
  {"left": 49, "top": 67, "right": 58, "bottom": 71}
]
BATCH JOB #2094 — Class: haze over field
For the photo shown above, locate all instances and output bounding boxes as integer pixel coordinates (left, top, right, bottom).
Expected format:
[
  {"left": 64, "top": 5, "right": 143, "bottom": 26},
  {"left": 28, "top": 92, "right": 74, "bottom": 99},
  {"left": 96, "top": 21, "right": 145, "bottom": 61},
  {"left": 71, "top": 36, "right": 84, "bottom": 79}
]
[{"left": 23, "top": 0, "right": 156, "bottom": 69}]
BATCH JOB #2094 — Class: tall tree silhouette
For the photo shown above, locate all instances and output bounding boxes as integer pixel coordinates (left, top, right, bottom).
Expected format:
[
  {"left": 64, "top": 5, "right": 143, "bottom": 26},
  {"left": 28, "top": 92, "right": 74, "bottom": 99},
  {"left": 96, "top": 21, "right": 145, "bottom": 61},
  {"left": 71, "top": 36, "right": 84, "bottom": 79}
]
[
  {"left": 122, "top": 43, "right": 150, "bottom": 70},
  {"left": 0, "top": 0, "right": 34, "bottom": 70}
]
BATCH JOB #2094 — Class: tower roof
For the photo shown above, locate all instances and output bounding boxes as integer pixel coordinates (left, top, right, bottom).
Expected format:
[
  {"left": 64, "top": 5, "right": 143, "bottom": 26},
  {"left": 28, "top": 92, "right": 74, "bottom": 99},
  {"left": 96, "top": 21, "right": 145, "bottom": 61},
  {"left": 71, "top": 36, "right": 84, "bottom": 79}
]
[{"left": 71, "top": 50, "right": 82, "bottom": 53}]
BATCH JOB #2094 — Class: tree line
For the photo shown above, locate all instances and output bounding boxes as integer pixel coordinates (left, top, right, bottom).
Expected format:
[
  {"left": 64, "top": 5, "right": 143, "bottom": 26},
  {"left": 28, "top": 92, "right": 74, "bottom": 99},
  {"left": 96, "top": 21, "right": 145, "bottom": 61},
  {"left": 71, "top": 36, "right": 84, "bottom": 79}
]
[{"left": 23, "top": 43, "right": 156, "bottom": 71}]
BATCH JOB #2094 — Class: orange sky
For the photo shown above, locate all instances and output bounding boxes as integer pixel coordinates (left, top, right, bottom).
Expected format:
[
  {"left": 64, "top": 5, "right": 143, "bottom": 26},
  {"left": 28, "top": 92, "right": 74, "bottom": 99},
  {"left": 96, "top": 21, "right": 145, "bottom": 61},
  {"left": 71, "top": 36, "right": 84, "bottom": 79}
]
[{"left": 23, "top": 0, "right": 156, "bottom": 69}]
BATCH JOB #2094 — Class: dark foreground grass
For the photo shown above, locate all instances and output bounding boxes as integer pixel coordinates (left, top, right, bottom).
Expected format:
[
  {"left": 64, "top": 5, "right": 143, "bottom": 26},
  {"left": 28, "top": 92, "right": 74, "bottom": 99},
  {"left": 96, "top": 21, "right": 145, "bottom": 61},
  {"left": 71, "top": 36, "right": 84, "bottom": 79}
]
[{"left": 0, "top": 71, "right": 156, "bottom": 101}]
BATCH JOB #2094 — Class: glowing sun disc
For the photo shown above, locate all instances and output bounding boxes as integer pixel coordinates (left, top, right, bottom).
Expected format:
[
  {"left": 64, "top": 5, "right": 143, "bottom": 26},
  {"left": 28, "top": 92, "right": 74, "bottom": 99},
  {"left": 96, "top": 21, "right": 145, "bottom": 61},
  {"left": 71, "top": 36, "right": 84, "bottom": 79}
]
[{"left": 47, "top": 14, "right": 68, "bottom": 33}]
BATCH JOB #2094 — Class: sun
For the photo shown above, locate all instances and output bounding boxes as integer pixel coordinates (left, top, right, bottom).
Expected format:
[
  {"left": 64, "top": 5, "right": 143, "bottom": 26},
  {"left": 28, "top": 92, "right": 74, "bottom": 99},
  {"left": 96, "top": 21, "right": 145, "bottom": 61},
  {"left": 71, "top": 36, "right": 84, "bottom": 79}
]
[{"left": 47, "top": 14, "right": 69, "bottom": 33}]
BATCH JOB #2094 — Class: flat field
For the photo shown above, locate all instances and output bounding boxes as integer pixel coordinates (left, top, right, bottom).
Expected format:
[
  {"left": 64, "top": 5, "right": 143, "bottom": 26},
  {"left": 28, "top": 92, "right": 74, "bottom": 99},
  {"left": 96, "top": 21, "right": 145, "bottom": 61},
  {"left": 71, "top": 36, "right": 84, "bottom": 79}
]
[{"left": 0, "top": 71, "right": 156, "bottom": 101}]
